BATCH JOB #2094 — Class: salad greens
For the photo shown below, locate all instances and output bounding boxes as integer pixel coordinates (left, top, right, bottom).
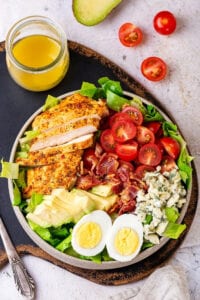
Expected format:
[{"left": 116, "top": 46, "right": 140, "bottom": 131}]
[
  {"left": 0, "top": 76, "right": 193, "bottom": 263},
  {"left": 162, "top": 207, "right": 186, "bottom": 239},
  {"left": 42, "top": 95, "right": 60, "bottom": 111},
  {"left": 163, "top": 223, "right": 186, "bottom": 240},
  {"left": 0, "top": 160, "right": 19, "bottom": 179},
  {"left": 162, "top": 121, "right": 193, "bottom": 188}
]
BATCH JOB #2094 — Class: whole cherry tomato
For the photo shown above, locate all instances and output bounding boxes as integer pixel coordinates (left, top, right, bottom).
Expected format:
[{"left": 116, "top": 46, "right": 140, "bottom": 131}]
[{"left": 153, "top": 11, "right": 176, "bottom": 35}]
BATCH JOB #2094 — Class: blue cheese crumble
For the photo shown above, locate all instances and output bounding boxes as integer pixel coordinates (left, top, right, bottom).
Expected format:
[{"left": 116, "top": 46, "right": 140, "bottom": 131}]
[{"left": 135, "top": 167, "right": 187, "bottom": 244}]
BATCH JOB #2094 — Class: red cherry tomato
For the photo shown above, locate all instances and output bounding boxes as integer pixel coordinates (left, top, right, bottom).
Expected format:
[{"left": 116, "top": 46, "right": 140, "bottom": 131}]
[
  {"left": 136, "top": 126, "right": 155, "bottom": 145},
  {"left": 138, "top": 143, "right": 162, "bottom": 166},
  {"left": 109, "top": 112, "right": 132, "bottom": 128},
  {"left": 145, "top": 121, "right": 161, "bottom": 134},
  {"left": 118, "top": 22, "right": 143, "bottom": 47},
  {"left": 161, "top": 155, "right": 177, "bottom": 173},
  {"left": 122, "top": 106, "right": 144, "bottom": 125},
  {"left": 153, "top": 11, "right": 176, "bottom": 35},
  {"left": 100, "top": 129, "right": 116, "bottom": 153},
  {"left": 141, "top": 56, "right": 167, "bottom": 81},
  {"left": 115, "top": 141, "right": 138, "bottom": 161},
  {"left": 160, "top": 136, "right": 180, "bottom": 160},
  {"left": 111, "top": 119, "right": 137, "bottom": 143},
  {"left": 135, "top": 165, "right": 155, "bottom": 179}
]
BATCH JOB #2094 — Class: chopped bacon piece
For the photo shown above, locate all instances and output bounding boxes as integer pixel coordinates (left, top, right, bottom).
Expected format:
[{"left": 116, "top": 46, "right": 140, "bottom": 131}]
[
  {"left": 105, "top": 175, "right": 123, "bottom": 194},
  {"left": 82, "top": 148, "right": 98, "bottom": 171},
  {"left": 76, "top": 174, "right": 102, "bottom": 190},
  {"left": 94, "top": 142, "right": 103, "bottom": 157},
  {"left": 120, "top": 185, "right": 139, "bottom": 202},
  {"left": 117, "top": 161, "right": 134, "bottom": 183},
  {"left": 96, "top": 153, "right": 119, "bottom": 177},
  {"left": 118, "top": 200, "right": 136, "bottom": 215}
]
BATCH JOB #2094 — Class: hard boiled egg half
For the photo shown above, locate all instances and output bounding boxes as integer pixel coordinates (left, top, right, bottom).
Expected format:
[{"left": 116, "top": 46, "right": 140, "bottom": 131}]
[
  {"left": 71, "top": 210, "right": 112, "bottom": 257},
  {"left": 106, "top": 214, "right": 143, "bottom": 262}
]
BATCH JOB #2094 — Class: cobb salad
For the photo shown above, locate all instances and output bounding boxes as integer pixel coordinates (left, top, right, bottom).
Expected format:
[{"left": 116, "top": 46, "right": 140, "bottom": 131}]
[{"left": 1, "top": 77, "right": 193, "bottom": 264}]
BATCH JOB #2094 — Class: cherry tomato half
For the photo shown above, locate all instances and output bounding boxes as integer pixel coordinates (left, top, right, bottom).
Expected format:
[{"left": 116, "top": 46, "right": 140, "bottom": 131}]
[
  {"left": 135, "top": 165, "right": 155, "bottom": 179},
  {"left": 145, "top": 121, "right": 161, "bottom": 134},
  {"left": 122, "top": 106, "right": 144, "bottom": 125},
  {"left": 161, "top": 155, "right": 177, "bottom": 173},
  {"left": 136, "top": 126, "right": 155, "bottom": 145},
  {"left": 100, "top": 129, "right": 116, "bottom": 153},
  {"left": 115, "top": 141, "right": 138, "bottom": 161},
  {"left": 109, "top": 112, "right": 132, "bottom": 128},
  {"left": 153, "top": 11, "right": 176, "bottom": 35},
  {"left": 111, "top": 119, "right": 137, "bottom": 143},
  {"left": 118, "top": 22, "right": 143, "bottom": 47},
  {"left": 141, "top": 56, "right": 167, "bottom": 82},
  {"left": 138, "top": 143, "right": 162, "bottom": 166},
  {"left": 160, "top": 136, "right": 180, "bottom": 160}
]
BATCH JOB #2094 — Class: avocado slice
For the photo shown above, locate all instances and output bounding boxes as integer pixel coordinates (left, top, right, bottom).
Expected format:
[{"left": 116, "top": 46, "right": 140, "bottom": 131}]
[
  {"left": 27, "top": 188, "right": 96, "bottom": 228},
  {"left": 72, "top": 0, "right": 123, "bottom": 26},
  {"left": 91, "top": 184, "right": 113, "bottom": 197}
]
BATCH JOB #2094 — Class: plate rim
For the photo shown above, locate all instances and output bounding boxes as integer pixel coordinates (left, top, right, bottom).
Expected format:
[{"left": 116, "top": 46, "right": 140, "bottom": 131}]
[{"left": 8, "top": 90, "right": 192, "bottom": 270}]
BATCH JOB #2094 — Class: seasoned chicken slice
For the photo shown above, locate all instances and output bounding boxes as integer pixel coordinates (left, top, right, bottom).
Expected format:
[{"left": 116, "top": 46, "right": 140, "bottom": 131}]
[
  {"left": 22, "top": 151, "right": 83, "bottom": 198},
  {"left": 17, "top": 135, "right": 93, "bottom": 166},
  {"left": 30, "top": 116, "right": 99, "bottom": 151},
  {"left": 32, "top": 93, "right": 109, "bottom": 132}
]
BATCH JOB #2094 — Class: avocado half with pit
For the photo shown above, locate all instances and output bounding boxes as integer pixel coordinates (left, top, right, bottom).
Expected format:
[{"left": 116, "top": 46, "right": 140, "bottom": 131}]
[{"left": 72, "top": 0, "right": 123, "bottom": 26}]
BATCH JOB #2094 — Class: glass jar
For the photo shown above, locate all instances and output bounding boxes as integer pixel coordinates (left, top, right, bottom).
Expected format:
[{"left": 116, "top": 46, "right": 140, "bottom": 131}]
[{"left": 6, "top": 16, "right": 69, "bottom": 92}]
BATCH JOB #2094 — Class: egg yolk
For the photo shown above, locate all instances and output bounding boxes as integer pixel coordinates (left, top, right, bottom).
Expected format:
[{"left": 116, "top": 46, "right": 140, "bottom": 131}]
[
  {"left": 76, "top": 222, "right": 102, "bottom": 249},
  {"left": 114, "top": 227, "right": 139, "bottom": 256}
]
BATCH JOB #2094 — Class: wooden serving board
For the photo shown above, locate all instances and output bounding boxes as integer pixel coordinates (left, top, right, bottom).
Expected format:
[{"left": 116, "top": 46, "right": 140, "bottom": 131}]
[{"left": 0, "top": 40, "right": 198, "bottom": 285}]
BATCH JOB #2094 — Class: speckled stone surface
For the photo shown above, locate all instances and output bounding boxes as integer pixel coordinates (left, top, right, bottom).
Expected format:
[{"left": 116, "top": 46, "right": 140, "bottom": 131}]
[{"left": 0, "top": 1, "right": 199, "bottom": 299}]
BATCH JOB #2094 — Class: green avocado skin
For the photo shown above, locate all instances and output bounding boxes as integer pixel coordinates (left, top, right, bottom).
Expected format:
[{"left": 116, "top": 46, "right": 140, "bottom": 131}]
[{"left": 72, "top": 0, "right": 123, "bottom": 26}]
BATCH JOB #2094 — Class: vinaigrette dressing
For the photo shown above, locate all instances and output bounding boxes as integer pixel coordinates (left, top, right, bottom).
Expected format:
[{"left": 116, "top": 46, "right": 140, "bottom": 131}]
[{"left": 6, "top": 16, "right": 69, "bottom": 91}]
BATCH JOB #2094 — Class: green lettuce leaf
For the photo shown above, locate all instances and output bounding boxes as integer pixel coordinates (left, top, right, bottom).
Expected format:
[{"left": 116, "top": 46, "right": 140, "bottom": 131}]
[
  {"left": 28, "top": 220, "right": 61, "bottom": 246},
  {"left": 144, "top": 105, "right": 164, "bottom": 122},
  {"left": 80, "top": 82, "right": 98, "bottom": 98},
  {"left": 43, "top": 95, "right": 60, "bottom": 111},
  {"left": 163, "top": 222, "right": 186, "bottom": 239},
  {"left": 12, "top": 180, "right": 22, "bottom": 206},
  {"left": 56, "top": 234, "right": 72, "bottom": 252},
  {"left": 25, "top": 193, "right": 43, "bottom": 213},
  {"left": 19, "top": 130, "right": 40, "bottom": 145},
  {"left": 16, "top": 168, "right": 26, "bottom": 188},
  {"left": 98, "top": 77, "right": 123, "bottom": 96},
  {"left": 144, "top": 214, "right": 153, "bottom": 225},
  {"left": 165, "top": 207, "right": 179, "bottom": 223},
  {"left": 130, "top": 96, "right": 147, "bottom": 115},
  {"left": 0, "top": 160, "right": 19, "bottom": 179}
]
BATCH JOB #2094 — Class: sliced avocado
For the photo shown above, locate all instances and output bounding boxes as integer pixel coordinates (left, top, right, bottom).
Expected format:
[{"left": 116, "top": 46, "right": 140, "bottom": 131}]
[
  {"left": 91, "top": 184, "right": 113, "bottom": 197},
  {"left": 27, "top": 188, "right": 96, "bottom": 228},
  {"left": 72, "top": 0, "right": 123, "bottom": 26},
  {"left": 79, "top": 189, "right": 118, "bottom": 211}
]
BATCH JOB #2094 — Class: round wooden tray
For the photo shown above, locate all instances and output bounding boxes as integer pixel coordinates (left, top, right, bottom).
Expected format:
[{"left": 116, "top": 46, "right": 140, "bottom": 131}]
[{"left": 0, "top": 40, "right": 198, "bottom": 285}]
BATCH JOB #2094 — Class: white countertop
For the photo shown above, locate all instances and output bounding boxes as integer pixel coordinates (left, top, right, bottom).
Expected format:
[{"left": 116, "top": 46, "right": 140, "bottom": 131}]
[{"left": 0, "top": 1, "right": 199, "bottom": 299}]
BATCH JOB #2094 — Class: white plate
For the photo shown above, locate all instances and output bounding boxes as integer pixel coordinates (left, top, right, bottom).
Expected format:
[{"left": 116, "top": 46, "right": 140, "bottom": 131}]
[{"left": 8, "top": 91, "right": 192, "bottom": 270}]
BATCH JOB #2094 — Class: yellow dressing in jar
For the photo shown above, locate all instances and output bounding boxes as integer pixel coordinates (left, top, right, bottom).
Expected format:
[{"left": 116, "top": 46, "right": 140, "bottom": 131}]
[{"left": 6, "top": 16, "right": 69, "bottom": 91}]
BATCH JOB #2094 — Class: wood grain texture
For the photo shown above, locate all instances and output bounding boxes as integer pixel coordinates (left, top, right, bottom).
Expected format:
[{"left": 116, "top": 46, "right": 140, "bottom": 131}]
[{"left": 0, "top": 40, "right": 198, "bottom": 285}]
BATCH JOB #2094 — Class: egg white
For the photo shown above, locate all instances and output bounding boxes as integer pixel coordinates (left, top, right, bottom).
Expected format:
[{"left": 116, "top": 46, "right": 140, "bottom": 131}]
[
  {"left": 106, "top": 214, "right": 143, "bottom": 262},
  {"left": 71, "top": 210, "right": 112, "bottom": 257}
]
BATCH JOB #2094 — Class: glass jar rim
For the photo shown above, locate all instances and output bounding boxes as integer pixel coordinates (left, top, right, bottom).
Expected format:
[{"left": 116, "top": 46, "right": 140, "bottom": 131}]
[{"left": 5, "top": 15, "right": 67, "bottom": 73}]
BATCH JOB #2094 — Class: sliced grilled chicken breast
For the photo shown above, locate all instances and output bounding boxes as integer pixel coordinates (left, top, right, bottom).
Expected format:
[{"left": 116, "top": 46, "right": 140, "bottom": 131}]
[
  {"left": 22, "top": 151, "right": 83, "bottom": 198},
  {"left": 17, "top": 134, "right": 93, "bottom": 166},
  {"left": 32, "top": 93, "right": 109, "bottom": 132},
  {"left": 30, "top": 115, "right": 99, "bottom": 151},
  {"left": 30, "top": 125, "right": 96, "bottom": 151}
]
